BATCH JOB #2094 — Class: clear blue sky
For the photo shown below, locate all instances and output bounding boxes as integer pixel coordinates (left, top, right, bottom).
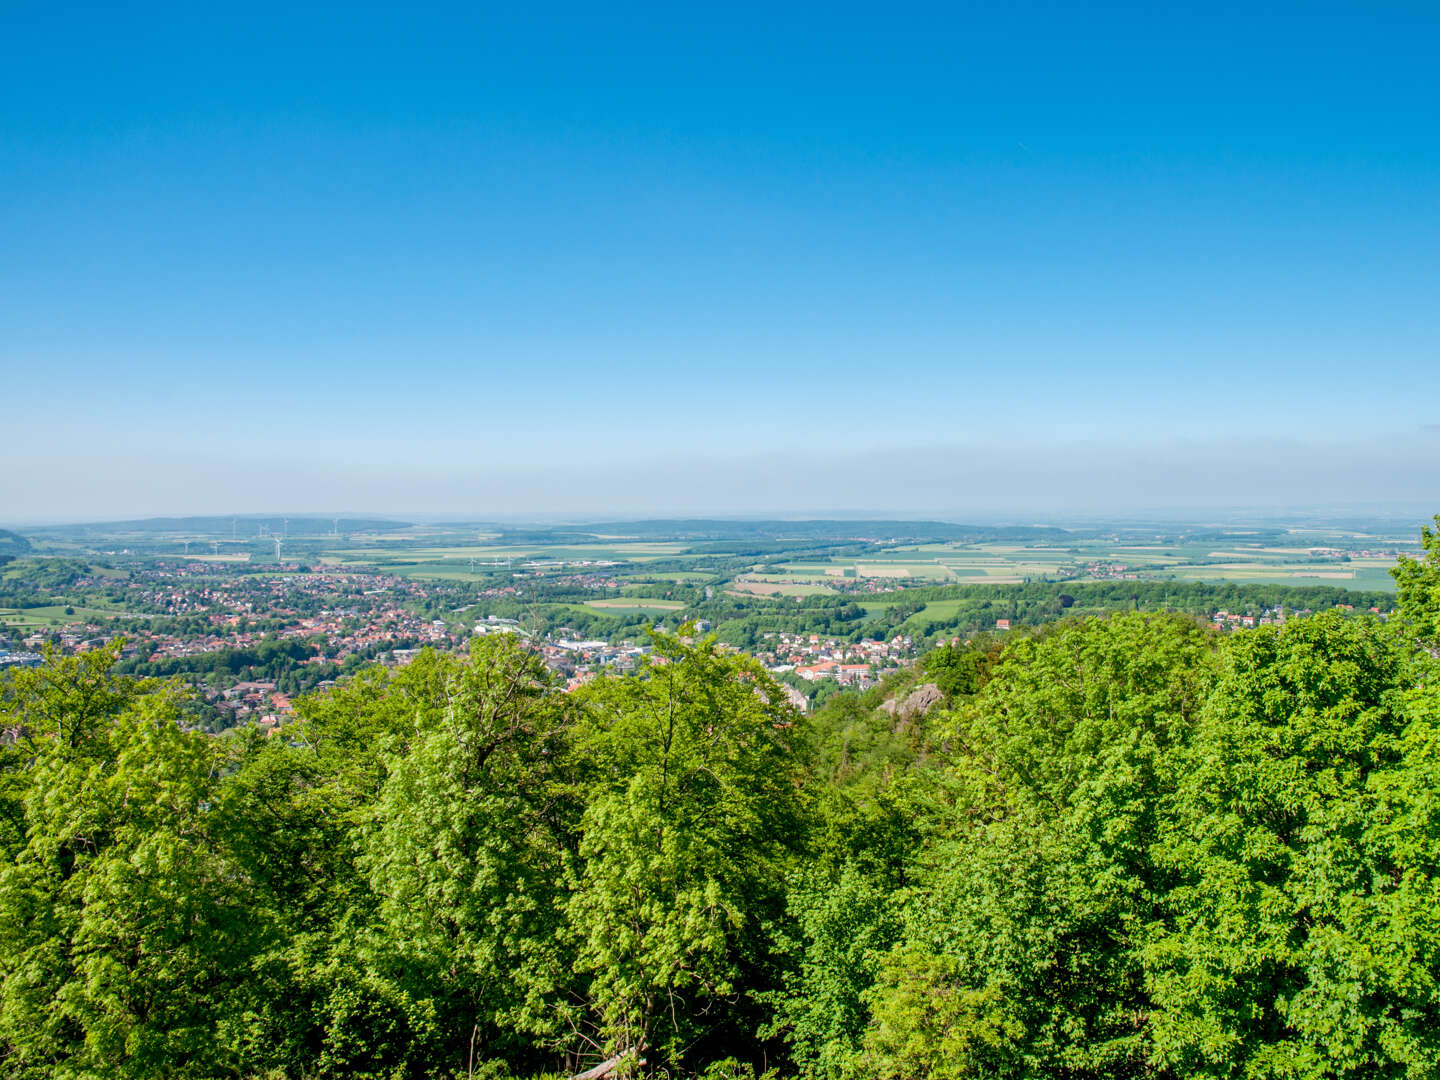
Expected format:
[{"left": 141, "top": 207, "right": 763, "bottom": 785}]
[{"left": 3, "top": 1, "right": 1437, "bottom": 519}]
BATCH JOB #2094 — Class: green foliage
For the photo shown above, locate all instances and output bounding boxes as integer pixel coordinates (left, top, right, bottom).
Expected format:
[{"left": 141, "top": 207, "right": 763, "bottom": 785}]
[
  {"left": 1, "top": 557, "right": 89, "bottom": 590},
  {"left": 763, "top": 864, "right": 905, "bottom": 1079},
  {"left": 363, "top": 636, "right": 575, "bottom": 1056},
  {"left": 860, "top": 953, "right": 1021, "bottom": 1080},
  {"left": 1147, "top": 614, "right": 1440, "bottom": 1078},
  {"left": 3, "top": 540, "right": 1440, "bottom": 1080},
  {"left": 1392, "top": 514, "right": 1440, "bottom": 645},
  {"left": 921, "top": 641, "right": 993, "bottom": 699},
  {"left": 868, "top": 614, "right": 1217, "bottom": 1079},
  {"left": 806, "top": 692, "right": 923, "bottom": 791},
  {"left": 0, "top": 668, "right": 259, "bottom": 1079},
  {"left": 564, "top": 631, "right": 809, "bottom": 1065}
]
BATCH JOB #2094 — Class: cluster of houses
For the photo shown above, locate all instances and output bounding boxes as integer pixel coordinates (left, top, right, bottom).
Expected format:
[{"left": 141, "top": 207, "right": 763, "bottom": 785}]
[
  {"left": 213, "top": 679, "right": 293, "bottom": 727},
  {"left": 537, "top": 635, "right": 652, "bottom": 688},
  {"left": 1077, "top": 561, "right": 1139, "bottom": 581},
  {"left": 756, "top": 631, "right": 918, "bottom": 689},
  {"left": 26, "top": 566, "right": 466, "bottom": 668},
  {"left": 1309, "top": 547, "right": 1410, "bottom": 560},
  {"left": 1209, "top": 603, "right": 1386, "bottom": 631}
]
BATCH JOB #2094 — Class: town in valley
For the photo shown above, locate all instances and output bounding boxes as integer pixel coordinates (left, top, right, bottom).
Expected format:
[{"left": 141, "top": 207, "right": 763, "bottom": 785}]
[{"left": 0, "top": 513, "right": 1416, "bottom": 733}]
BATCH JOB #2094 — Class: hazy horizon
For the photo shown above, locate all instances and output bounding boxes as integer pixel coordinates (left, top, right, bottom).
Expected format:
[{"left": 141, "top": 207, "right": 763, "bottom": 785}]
[{"left": 4, "top": 431, "right": 1437, "bottom": 528}]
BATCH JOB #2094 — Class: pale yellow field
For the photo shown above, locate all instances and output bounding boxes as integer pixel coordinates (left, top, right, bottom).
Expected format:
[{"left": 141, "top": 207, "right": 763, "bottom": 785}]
[
  {"left": 585, "top": 598, "right": 685, "bottom": 610},
  {"left": 855, "top": 564, "right": 916, "bottom": 578}
]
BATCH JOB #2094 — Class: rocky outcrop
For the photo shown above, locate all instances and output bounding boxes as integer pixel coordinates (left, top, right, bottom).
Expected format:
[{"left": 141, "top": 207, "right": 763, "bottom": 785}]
[{"left": 879, "top": 682, "right": 944, "bottom": 722}]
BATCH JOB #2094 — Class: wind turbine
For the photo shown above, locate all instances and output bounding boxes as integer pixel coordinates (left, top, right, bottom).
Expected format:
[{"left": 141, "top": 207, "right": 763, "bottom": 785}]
[{"left": 274, "top": 537, "right": 283, "bottom": 563}]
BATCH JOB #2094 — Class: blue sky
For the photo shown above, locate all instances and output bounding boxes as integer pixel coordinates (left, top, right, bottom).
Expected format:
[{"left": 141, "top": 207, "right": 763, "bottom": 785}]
[{"left": 3, "top": 1, "right": 1437, "bottom": 520}]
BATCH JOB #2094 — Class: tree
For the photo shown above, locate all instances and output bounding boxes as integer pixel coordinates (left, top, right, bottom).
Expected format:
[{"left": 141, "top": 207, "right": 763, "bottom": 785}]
[
  {"left": 0, "top": 681, "right": 261, "bottom": 1079},
  {"left": 564, "top": 629, "right": 809, "bottom": 1069},
  {"left": 1392, "top": 514, "right": 1440, "bottom": 646},
  {"left": 224, "top": 645, "right": 562, "bottom": 1080},
  {"left": 763, "top": 861, "right": 906, "bottom": 1080},
  {"left": 1147, "top": 613, "right": 1440, "bottom": 1078},
  {"left": 860, "top": 614, "right": 1218, "bottom": 1079},
  {"left": 1, "top": 641, "right": 146, "bottom": 754},
  {"left": 362, "top": 636, "right": 577, "bottom": 1071}
]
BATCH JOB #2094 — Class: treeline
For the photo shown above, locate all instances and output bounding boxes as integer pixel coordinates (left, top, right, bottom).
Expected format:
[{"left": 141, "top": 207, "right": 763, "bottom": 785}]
[
  {"left": 112, "top": 635, "right": 323, "bottom": 680},
  {"left": 685, "top": 541, "right": 876, "bottom": 558},
  {"left": 0, "top": 531, "right": 31, "bottom": 559},
  {"left": 700, "top": 581, "right": 1395, "bottom": 650},
  {"left": 894, "top": 580, "right": 1394, "bottom": 638},
  {"left": 0, "top": 558, "right": 96, "bottom": 606},
  {"left": 108, "top": 636, "right": 411, "bottom": 699},
  {"left": 0, "top": 521, "right": 1438, "bottom": 1079},
  {"left": 890, "top": 578, "right": 1395, "bottom": 613}
]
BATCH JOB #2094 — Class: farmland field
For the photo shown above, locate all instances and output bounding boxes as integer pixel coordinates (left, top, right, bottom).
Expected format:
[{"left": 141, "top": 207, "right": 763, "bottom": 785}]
[
  {"left": 584, "top": 598, "right": 685, "bottom": 613},
  {"left": 0, "top": 604, "right": 141, "bottom": 629},
  {"left": 729, "top": 579, "right": 838, "bottom": 597}
]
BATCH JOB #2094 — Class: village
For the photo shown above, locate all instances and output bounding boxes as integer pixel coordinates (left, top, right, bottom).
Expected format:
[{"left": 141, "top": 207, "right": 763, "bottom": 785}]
[{"left": 0, "top": 546, "right": 1405, "bottom": 736}]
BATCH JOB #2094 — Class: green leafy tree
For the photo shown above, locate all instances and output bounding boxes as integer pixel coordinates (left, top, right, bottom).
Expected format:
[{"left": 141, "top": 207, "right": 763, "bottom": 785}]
[
  {"left": 206, "top": 723, "right": 390, "bottom": 1078},
  {"left": 860, "top": 952, "right": 1022, "bottom": 1080},
  {"left": 565, "top": 629, "right": 809, "bottom": 1068},
  {"left": 1392, "top": 514, "right": 1440, "bottom": 646},
  {"left": 1147, "top": 613, "right": 1440, "bottom": 1078},
  {"left": 0, "top": 682, "right": 260, "bottom": 1080},
  {"left": 362, "top": 636, "right": 577, "bottom": 1071},
  {"left": 764, "top": 862, "right": 906, "bottom": 1080},
  {"left": 222, "top": 646, "right": 561, "bottom": 1080},
  {"left": 863, "top": 614, "right": 1217, "bottom": 1078}
]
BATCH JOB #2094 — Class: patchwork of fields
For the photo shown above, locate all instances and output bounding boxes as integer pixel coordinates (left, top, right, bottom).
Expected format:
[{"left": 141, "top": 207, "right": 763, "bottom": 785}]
[
  {"left": 713, "top": 537, "right": 1407, "bottom": 595},
  {"left": 3, "top": 518, "right": 1420, "bottom": 652}
]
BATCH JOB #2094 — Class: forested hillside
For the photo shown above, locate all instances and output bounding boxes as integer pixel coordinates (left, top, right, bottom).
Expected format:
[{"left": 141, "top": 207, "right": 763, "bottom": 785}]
[{"left": 2, "top": 518, "right": 1438, "bottom": 1080}]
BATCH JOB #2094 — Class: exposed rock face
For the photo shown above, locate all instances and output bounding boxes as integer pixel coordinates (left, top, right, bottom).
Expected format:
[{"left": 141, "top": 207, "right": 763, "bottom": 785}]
[{"left": 879, "top": 682, "right": 944, "bottom": 722}]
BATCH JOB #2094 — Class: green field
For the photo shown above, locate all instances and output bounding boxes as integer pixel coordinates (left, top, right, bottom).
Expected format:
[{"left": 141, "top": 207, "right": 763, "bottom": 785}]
[
  {"left": 583, "top": 599, "right": 685, "bottom": 617},
  {"left": 0, "top": 604, "right": 139, "bottom": 629},
  {"left": 898, "top": 600, "right": 976, "bottom": 635},
  {"left": 318, "top": 541, "right": 691, "bottom": 579},
  {"left": 1164, "top": 565, "right": 1398, "bottom": 590}
]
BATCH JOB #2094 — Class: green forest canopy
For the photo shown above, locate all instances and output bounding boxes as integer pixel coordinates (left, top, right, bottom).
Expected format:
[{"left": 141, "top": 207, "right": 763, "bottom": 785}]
[{"left": 0, "top": 515, "right": 1438, "bottom": 1079}]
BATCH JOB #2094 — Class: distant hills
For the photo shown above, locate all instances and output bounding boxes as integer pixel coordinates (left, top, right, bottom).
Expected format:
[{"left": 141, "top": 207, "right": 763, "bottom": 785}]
[
  {"left": 0, "top": 529, "right": 32, "bottom": 559},
  {"left": 22, "top": 516, "right": 412, "bottom": 537}
]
